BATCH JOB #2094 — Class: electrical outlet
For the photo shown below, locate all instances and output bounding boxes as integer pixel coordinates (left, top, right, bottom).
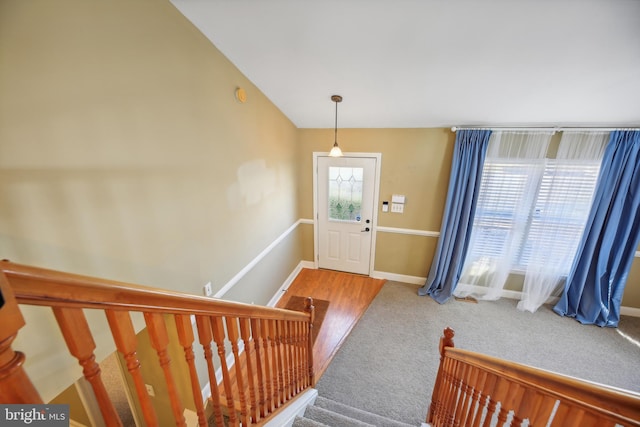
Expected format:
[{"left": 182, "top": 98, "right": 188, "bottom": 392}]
[
  {"left": 145, "top": 384, "right": 155, "bottom": 397},
  {"left": 203, "top": 282, "right": 213, "bottom": 297}
]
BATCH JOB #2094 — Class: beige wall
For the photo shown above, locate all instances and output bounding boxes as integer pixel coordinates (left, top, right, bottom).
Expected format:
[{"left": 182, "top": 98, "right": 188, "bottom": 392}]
[
  {"left": 0, "top": 0, "right": 302, "bottom": 401},
  {"left": 297, "top": 128, "right": 454, "bottom": 277}
]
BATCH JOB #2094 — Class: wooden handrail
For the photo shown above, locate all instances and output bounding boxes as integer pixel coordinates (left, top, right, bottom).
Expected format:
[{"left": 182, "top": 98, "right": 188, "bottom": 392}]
[
  {"left": 0, "top": 260, "right": 315, "bottom": 426},
  {"left": 0, "top": 260, "right": 308, "bottom": 321},
  {"left": 428, "top": 328, "right": 640, "bottom": 427}
]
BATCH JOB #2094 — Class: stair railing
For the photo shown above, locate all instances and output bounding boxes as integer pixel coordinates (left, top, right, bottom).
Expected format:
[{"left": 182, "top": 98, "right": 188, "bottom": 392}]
[
  {"left": 428, "top": 327, "right": 640, "bottom": 427},
  {"left": 0, "top": 260, "right": 315, "bottom": 426}
]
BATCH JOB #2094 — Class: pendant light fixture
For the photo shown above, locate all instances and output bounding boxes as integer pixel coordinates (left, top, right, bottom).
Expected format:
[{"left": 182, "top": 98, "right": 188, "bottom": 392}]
[{"left": 329, "top": 95, "right": 343, "bottom": 157}]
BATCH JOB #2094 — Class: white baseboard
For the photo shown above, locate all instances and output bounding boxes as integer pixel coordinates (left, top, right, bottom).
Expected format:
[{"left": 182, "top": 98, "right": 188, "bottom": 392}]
[
  {"left": 263, "top": 388, "right": 318, "bottom": 427},
  {"left": 621, "top": 306, "right": 640, "bottom": 317},
  {"left": 266, "top": 260, "right": 315, "bottom": 307},
  {"left": 371, "top": 270, "right": 424, "bottom": 285}
]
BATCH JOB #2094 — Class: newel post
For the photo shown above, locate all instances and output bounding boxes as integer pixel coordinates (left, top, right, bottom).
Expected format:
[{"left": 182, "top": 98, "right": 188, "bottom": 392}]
[
  {"left": 304, "top": 297, "right": 315, "bottom": 387},
  {"left": 0, "top": 271, "right": 43, "bottom": 403},
  {"left": 427, "top": 327, "right": 455, "bottom": 423}
]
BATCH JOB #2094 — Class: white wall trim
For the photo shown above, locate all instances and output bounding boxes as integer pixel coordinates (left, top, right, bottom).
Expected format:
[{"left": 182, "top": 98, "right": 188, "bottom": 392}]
[
  {"left": 263, "top": 388, "right": 318, "bottom": 427},
  {"left": 621, "top": 306, "right": 640, "bottom": 317},
  {"left": 266, "top": 260, "right": 315, "bottom": 307},
  {"left": 214, "top": 219, "right": 305, "bottom": 298},
  {"left": 371, "top": 270, "right": 425, "bottom": 285},
  {"left": 376, "top": 226, "right": 440, "bottom": 237}
]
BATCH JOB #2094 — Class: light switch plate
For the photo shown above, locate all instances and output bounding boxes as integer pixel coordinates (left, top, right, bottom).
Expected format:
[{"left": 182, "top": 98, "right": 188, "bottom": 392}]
[{"left": 391, "top": 203, "right": 404, "bottom": 213}]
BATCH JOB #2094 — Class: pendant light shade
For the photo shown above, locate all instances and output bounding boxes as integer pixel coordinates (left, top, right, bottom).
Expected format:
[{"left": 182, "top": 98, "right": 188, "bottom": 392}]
[{"left": 329, "top": 95, "right": 343, "bottom": 157}]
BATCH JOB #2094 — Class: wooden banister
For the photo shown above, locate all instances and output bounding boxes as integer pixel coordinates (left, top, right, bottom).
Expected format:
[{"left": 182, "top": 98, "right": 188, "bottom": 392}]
[
  {"left": 1, "top": 261, "right": 307, "bottom": 321},
  {"left": 428, "top": 327, "right": 640, "bottom": 427},
  {"left": 0, "top": 260, "right": 314, "bottom": 427},
  {"left": 0, "top": 272, "right": 43, "bottom": 404}
]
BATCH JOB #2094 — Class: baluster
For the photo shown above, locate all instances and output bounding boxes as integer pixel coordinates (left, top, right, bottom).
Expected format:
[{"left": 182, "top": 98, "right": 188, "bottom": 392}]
[
  {"left": 277, "top": 320, "right": 290, "bottom": 403},
  {"left": 464, "top": 368, "right": 487, "bottom": 426},
  {"left": 285, "top": 321, "right": 295, "bottom": 399},
  {"left": 259, "top": 319, "right": 273, "bottom": 414},
  {"left": 143, "top": 313, "right": 186, "bottom": 427},
  {"left": 459, "top": 366, "right": 479, "bottom": 427},
  {"left": 299, "top": 320, "right": 308, "bottom": 389},
  {"left": 52, "top": 308, "right": 121, "bottom": 426},
  {"left": 433, "top": 358, "right": 452, "bottom": 425},
  {"left": 442, "top": 358, "right": 459, "bottom": 426},
  {"left": 516, "top": 388, "right": 543, "bottom": 426},
  {"left": 195, "top": 316, "right": 225, "bottom": 427},
  {"left": 480, "top": 374, "right": 499, "bottom": 427},
  {"left": 530, "top": 395, "right": 557, "bottom": 426},
  {"left": 238, "top": 318, "right": 258, "bottom": 423},
  {"left": 550, "top": 403, "right": 571, "bottom": 427},
  {"left": 291, "top": 321, "right": 300, "bottom": 394},
  {"left": 580, "top": 413, "right": 613, "bottom": 427},
  {"left": 428, "top": 327, "right": 454, "bottom": 424},
  {"left": 506, "top": 382, "right": 525, "bottom": 427},
  {"left": 300, "top": 320, "right": 308, "bottom": 389},
  {"left": 175, "top": 315, "right": 207, "bottom": 427},
  {"left": 251, "top": 318, "right": 267, "bottom": 418},
  {"left": 105, "top": 310, "right": 158, "bottom": 427},
  {"left": 269, "top": 319, "right": 284, "bottom": 408},
  {"left": 211, "top": 316, "right": 239, "bottom": 427},
  {"left": 458, "top": 365, "right": 478, "bottom": 425},
  {"left": 0, "top": 272, "right": 43, "bottom": 403},
  {"left": 555, "top": 406, "right": 587, "bottom": 427},
  {"left": 211, "top": 316, "right": 240, "bottom": 426},
  {"left": 492, "top": 377, "right": 512, "bottom": 426},
  {"left": 225, "top": 317, "right": 249, "bottom": 426},
  {"left": 304, "top": 297, "right": 315, "bottom": 387},
  {"left": 453, "top": 363, "right": 471, "bottom": 425}
]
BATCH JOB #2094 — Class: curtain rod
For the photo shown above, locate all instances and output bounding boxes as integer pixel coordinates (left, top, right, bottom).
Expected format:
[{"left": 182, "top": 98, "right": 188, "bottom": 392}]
[{"left": 451, "top": 126, "right": 639, "bottom": 133}]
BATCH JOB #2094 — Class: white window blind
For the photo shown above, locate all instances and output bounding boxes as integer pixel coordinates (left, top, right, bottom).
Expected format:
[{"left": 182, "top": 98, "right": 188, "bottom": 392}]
[{"left": 472, "top": 159, "right": 601, "bottom": 274}]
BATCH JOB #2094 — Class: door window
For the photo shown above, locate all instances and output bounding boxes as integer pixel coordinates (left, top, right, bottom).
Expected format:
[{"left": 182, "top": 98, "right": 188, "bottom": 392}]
[{"left": 328, "top": 166, "right": 363, "bottom": 222}]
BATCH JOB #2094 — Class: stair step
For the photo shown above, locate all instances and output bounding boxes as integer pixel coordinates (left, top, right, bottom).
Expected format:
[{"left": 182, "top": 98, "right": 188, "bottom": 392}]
[
  {"left": 314, "top": 396, "right": 415, "bottom": 427},
  {"left": 292, "top": 415, "right": 331, "bottom": 427},
  {"left": 303, "top": 405, "right": 375, "bottom": 427}
]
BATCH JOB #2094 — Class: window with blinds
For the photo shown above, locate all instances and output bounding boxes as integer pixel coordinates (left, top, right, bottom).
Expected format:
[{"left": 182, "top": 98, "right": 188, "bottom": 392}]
[{"left": 471, "top": 159, "right": 600, "bottom": 273}]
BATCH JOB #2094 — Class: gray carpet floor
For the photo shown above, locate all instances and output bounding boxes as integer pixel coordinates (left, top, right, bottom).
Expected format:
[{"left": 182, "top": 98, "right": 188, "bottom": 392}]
[{"left": 315, "top": 281, "right": 640, "bottom": 426}]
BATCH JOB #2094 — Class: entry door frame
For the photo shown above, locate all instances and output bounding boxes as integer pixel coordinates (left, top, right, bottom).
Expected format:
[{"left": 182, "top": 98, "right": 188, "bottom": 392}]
[{"left": 313, "top": 152, "right": 382, "bottom": 276}]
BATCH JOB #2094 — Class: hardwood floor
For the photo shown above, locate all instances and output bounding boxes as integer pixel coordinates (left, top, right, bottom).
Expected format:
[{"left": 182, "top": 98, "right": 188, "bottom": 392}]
[{"left": 275, "top": 268, "right": 386, "bottom": 381}]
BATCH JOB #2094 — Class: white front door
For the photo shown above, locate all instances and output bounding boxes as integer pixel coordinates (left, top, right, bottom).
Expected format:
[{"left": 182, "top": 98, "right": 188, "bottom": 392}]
[{"left": 316, "top": 155, "right": 378, "bottom": 275}]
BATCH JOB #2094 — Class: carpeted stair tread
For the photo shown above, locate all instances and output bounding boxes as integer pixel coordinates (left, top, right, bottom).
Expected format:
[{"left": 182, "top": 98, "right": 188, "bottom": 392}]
[
  {"left": 303, "top": 404, "right": 375, "bottom": 427},
  {"left": 292, "top": 415, "right": 331, "bottom": 427},
  {"left": 314, "top": 396, "right": 415, "bottom": 427}
]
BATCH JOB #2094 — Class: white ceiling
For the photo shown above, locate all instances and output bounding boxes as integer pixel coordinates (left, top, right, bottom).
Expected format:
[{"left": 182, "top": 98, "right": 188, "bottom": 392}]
[{"left": 171, "top": 0, "right": 640, "bottom": 129}]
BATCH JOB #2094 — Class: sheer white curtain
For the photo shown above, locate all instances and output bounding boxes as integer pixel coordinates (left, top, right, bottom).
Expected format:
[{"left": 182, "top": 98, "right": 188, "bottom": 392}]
[
  {"left": 518, "top": 131, "right": 608, "bottom": 312},
  {"left": 455, "top": 131, "right": 552, "bottom": 301},
  {"left": 455, "top": 130, "right": 609, "bottom": 313}
]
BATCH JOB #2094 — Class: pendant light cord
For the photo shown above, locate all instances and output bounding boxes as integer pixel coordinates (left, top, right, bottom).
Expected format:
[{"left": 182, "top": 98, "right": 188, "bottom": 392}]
[{"left": 334, "top": 100, "right": 338, "bottom": 144}]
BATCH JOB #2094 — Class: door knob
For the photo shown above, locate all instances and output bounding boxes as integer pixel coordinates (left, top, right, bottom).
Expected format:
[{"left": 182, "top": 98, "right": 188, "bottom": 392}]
[{"left": 361, "top": 227, "right": 370, "bottom": 232}]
